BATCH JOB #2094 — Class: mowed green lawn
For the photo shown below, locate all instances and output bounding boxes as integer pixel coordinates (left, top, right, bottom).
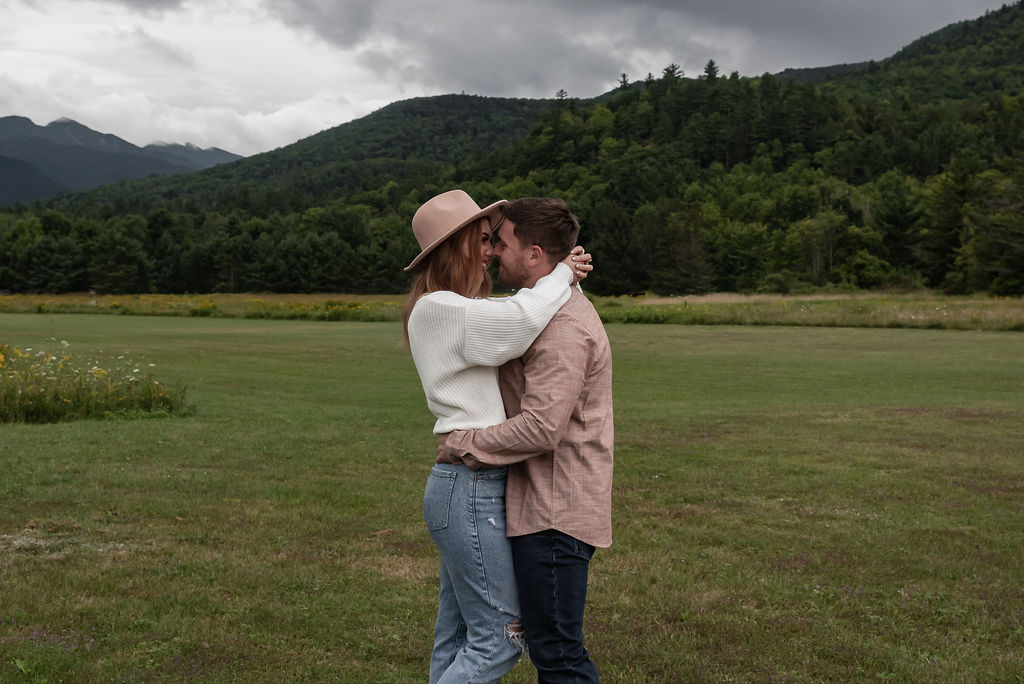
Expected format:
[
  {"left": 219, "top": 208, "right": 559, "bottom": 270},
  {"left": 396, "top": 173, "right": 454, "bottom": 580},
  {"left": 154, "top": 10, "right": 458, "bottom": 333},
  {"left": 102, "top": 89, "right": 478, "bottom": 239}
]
[{"left": 2, "top": 313, "right": 1022, "bottom": 683}]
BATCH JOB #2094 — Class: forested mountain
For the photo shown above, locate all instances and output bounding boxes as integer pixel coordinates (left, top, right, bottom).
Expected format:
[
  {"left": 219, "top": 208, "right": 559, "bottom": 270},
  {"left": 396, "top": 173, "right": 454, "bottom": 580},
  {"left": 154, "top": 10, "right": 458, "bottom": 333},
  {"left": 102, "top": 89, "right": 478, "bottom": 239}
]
[
  {"left": 0, "top": 117, "right": 241, "bottom": 205},
  {"left": 2, "top": 2, "right": 1022, "bottom": 296}
]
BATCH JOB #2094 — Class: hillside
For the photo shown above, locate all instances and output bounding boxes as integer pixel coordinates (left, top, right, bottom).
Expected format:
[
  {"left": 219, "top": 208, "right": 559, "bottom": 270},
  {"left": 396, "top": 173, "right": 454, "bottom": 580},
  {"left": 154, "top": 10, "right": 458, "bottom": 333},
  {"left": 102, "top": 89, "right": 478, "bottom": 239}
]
[
  {"left": 822, "top": 1, "right": 1024, "bottom": 101},
  {"left": 288, "top": 94, "right": 554, "bottom": 163},
  {"left": 774, "top": 62, "right": 872, "bottom": 84},
  {"left": 2, "top": 3, "right": 1023, "bottom": 297},
  {"left": 0, "top": 155, "right": 68, "bottom": 206}
]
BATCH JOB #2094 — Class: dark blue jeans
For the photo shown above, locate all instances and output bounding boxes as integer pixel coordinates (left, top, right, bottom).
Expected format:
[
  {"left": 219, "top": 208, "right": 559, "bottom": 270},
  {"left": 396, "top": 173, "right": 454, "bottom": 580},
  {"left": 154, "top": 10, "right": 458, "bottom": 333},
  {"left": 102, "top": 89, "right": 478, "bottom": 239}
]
[{"left": 510, "top": 530, "right": 601, "bottom": 684}]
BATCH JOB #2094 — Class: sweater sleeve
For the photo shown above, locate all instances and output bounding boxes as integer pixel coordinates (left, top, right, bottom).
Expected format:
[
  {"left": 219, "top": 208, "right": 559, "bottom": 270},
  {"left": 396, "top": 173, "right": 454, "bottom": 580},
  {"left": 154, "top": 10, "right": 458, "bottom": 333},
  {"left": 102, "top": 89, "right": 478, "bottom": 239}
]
[{"left": 462, "top": 262, "right": 573, "bottom": 367}]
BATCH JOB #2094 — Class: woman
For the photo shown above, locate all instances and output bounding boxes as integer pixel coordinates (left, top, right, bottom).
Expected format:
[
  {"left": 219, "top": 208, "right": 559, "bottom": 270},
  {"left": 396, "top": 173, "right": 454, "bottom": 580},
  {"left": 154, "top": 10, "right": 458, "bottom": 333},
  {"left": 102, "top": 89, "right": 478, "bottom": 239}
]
[{"left": 403, "top": 189, "right": 589, "bottom": 683}]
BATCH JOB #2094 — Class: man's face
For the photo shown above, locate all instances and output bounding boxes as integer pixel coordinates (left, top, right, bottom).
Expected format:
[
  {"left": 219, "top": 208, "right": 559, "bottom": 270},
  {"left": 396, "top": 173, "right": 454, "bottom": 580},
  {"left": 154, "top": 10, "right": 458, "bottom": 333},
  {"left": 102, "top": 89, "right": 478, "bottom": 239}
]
[{"left": 491, "top": 219, "right": 531, "bottom": 288}]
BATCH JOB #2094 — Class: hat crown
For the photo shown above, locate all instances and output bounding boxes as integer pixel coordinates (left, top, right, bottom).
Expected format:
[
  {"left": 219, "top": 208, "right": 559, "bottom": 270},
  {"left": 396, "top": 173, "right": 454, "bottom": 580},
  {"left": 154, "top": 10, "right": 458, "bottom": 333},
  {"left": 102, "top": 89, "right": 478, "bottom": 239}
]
[{"left": 411, "top": 189, "right": 480, "bottom": 250}]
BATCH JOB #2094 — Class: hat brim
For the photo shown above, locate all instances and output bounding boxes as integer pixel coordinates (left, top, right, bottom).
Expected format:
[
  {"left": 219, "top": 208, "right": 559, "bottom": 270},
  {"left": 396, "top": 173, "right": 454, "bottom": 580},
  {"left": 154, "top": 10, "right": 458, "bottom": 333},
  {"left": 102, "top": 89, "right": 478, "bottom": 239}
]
[{"left": 403, "top": 199, "right": 507, "bottom": 272}]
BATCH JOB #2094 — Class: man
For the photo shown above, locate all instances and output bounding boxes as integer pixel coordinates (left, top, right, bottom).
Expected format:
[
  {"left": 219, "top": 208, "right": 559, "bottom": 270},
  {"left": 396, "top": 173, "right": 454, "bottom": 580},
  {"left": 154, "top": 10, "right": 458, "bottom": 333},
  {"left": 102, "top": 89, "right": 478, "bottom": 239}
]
[{"left": 438, "top": 197, "right": 613, "bottom": 684}]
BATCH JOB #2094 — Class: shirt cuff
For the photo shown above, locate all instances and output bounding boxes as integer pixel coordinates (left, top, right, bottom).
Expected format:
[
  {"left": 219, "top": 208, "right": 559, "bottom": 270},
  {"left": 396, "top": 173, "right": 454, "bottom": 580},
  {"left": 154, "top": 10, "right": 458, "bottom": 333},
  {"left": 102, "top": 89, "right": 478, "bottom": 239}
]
[
  {"left": 554, "top": 261, "right": 574, "bottom": 283},
  {"left": 442, "top": 430, "right": 470, "bottom": 458}
]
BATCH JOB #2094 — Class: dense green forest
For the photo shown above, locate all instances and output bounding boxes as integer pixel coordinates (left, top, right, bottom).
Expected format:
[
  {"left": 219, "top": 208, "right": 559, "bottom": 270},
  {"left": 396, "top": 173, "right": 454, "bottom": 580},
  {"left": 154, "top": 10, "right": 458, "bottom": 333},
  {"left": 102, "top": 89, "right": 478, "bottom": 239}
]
[{"left": 2, "top": 2, "right": 1023, "bottom": 296}]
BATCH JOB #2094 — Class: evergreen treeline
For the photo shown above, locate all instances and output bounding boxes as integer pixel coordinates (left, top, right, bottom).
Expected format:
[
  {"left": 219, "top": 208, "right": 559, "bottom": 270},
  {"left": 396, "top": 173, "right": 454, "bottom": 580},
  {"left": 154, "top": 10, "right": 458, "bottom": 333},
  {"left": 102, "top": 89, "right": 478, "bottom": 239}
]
[{"left": 2, "top": 2, "right": 1023, "bottom": 296}]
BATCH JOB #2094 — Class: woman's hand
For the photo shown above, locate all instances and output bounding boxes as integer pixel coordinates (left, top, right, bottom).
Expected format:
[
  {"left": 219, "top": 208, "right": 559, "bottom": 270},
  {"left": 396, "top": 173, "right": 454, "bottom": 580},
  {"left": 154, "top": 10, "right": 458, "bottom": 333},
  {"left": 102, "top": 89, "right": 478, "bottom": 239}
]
[{"left": 562, "top": 246, "right": 594, "bottom": 286}]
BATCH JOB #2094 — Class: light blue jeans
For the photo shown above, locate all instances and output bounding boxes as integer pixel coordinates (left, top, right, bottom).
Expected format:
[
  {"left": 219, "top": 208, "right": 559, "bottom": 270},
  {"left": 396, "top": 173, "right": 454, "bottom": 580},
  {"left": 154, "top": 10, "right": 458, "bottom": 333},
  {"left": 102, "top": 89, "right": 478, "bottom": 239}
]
[{"left": 424, "top": 463, "right": 524, "bottom": 683}]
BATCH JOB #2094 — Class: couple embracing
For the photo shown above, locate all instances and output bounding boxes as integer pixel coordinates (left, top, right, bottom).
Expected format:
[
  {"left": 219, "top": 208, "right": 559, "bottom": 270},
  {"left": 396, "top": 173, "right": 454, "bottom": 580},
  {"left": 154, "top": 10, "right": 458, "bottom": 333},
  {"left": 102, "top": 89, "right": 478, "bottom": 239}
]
[{"left": 403, "top": 190, "right": 614, "bottom": 683}]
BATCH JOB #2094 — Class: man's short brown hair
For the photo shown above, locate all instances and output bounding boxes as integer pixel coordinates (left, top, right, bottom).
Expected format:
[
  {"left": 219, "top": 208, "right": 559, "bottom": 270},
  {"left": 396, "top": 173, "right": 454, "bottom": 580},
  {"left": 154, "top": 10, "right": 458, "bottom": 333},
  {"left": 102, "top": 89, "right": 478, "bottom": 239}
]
[{"left": 501, "top": 198, "right": 580, "bottom": 264}]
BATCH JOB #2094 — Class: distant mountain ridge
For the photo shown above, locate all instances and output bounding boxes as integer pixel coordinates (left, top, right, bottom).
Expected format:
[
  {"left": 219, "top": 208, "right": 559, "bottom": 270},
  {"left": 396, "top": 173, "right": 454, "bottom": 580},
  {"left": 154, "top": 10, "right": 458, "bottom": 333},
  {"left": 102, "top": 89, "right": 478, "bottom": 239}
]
[
  {"left": 46, "top": 94, "right": 556, "bottom": 215},
  {"left": 0, "top": 116, "right": 242, "bottom": 206},
  {"left": 143, "top": 142, "right": 242, "bottom": 170}
]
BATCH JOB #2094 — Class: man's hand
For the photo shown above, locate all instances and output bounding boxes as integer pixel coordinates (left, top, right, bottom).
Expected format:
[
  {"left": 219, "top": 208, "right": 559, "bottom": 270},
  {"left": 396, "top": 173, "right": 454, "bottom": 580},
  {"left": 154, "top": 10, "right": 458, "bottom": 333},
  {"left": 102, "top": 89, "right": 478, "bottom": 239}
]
[
  {"left": 436, "top": 433, "right": 458, "bottom": 464},
  {"left": 436, "top": 435, "right": 484, "bottom": 471},
  {"left": 460, "top": 454, "right": 484, "bottom": 471},
  {"left": 435, "top": 451, "right": 462, "bottom": 465}
]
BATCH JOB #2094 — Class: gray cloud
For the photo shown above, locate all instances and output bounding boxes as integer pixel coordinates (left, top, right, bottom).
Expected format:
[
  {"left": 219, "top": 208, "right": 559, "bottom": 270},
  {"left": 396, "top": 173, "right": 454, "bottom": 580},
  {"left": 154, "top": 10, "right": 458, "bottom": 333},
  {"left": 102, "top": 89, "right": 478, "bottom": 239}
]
[
  {"left": 259, "top": 0, "right": 660, "bottom": 99},
  {"left": 376, "top": 4, "right": 626, "bottom": 99},
  {"left": 260, "top": 0, "right": 1009, "bottom": 101},
  {"left": 123, "top": 26, "right": 197, "bottom": 68},
  {"left": 265, "top": 0, "right": 378, "bottom": 46},
  {"left": 97, "top": 0, "right": 186, "bottom": 12},
  {"left": 556, "top": 0, "right": 1006, "bottom": 70}
]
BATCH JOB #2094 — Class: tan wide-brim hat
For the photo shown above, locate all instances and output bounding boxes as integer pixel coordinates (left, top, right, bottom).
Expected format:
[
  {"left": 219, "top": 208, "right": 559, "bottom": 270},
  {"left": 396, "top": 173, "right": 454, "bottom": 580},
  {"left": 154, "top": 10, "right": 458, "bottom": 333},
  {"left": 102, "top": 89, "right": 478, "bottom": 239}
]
[{"left": 404, "top": 189, "right": 507, "bottom": 271}]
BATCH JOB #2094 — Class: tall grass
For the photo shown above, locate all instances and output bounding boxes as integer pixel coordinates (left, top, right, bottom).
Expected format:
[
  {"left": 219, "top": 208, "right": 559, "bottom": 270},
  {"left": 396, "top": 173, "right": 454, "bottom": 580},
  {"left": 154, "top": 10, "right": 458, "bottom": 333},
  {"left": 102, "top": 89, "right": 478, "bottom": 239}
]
[
  {"left": 1, "top": 314, "right": 1022, "bottom": 682},
  {"left": 2, "top": 291, "right": 1023, "bottom": 331},
  {"left": 0, "top": 341, "right": 189, "bottom": 423},
  {"left": 594, "top": 292, "right": 1024, "bottom": 330},
  {"left": 0, "top": 293, "right": 403, "bottom": 322}
]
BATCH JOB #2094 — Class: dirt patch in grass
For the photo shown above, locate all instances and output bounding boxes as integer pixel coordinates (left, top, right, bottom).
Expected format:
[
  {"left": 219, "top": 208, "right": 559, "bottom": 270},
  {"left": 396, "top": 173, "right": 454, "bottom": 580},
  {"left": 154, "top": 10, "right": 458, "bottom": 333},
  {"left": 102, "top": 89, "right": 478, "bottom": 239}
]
[
  {"left": 874, "top": 406, "right": 1020, "bottom": 421},
  {"left": 127, "top": 637, "right": 251, "bottom": 681},
  {"left": 954, "top": 473, "right": 1024, "bottom": 497},
  {"left": 347, "top": 533, "right": 435, "bottom": 583},
  {"left": 769, "top": 550, "right": 858, "bottom": 573}
]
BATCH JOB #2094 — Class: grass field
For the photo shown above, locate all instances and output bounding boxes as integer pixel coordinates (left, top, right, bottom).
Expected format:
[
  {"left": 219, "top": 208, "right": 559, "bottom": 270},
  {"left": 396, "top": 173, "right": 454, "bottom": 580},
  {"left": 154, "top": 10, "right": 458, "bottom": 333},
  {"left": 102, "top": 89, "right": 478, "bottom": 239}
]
[{"left": 1, "top": 313, "right": 1023, "bottom": 682}]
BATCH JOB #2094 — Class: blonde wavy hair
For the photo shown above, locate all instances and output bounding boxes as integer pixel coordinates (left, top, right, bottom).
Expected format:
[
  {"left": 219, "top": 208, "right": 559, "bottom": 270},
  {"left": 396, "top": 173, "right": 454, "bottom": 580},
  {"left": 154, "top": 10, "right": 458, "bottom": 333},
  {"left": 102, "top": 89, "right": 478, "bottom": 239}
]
[{"left": 403, "top": 218, "right": 492, "bottom": 344}]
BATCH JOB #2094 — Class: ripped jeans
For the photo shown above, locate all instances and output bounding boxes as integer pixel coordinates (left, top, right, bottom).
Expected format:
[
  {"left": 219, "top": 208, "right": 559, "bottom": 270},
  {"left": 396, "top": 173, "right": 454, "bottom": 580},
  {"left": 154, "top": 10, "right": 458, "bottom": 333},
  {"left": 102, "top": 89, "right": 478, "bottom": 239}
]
[{"left": 425, "top": 463, "right": 524, "bottom": 684}]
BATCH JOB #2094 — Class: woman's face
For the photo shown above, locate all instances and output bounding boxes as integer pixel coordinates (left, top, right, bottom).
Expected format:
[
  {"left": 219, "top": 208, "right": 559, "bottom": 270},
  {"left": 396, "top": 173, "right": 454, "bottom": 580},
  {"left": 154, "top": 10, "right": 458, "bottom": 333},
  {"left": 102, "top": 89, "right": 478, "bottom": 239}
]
[{"left": 467, "top": 219, "right": 494, "bottom": 274}]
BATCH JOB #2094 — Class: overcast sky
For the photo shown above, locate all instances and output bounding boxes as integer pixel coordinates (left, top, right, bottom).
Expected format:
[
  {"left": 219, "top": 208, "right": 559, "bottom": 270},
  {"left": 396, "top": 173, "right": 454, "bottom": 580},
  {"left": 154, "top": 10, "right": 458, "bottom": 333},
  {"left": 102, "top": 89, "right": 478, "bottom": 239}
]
[{"left": 0, "top": 0, "right": 1010, "bottom": 156}]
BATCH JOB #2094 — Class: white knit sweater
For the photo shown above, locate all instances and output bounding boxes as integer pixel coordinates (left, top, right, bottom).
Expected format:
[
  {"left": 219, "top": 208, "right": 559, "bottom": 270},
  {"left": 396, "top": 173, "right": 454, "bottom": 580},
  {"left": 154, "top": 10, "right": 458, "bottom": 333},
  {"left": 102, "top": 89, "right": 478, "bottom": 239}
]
[{"left": 408, "top": 262, "right": 574, "bottom": 434}]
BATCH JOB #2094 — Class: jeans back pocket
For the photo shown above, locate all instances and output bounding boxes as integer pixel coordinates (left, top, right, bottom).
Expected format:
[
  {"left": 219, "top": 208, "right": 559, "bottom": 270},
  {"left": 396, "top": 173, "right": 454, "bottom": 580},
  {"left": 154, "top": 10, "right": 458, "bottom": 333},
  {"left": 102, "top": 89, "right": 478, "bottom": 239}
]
[{"left": 424, "top": 467, "right": 457, "bottom": 531}]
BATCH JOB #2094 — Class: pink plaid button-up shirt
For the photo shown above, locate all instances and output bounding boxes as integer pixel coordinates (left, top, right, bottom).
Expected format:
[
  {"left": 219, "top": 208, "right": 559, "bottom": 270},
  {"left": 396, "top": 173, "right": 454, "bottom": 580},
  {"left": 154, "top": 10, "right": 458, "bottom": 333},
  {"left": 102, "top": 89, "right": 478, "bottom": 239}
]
[{"left": 442, "top": 288, "right": 614, "bottom": 548}]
